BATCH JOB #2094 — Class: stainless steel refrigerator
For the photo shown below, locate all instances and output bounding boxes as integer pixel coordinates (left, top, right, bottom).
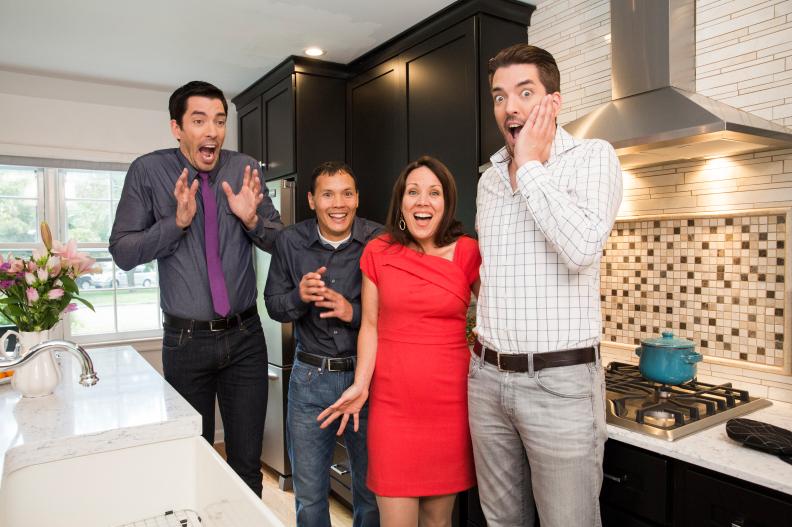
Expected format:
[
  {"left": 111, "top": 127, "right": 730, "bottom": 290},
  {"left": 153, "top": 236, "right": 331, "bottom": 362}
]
[{"left": 255, "top": 177, "right": 295, "bottom": 490}]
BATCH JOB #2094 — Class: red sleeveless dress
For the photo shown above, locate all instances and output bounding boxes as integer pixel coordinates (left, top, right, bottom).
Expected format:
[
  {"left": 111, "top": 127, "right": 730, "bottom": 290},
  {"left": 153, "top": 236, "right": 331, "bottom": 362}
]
[{"left": 360, "top": 235, "right": 481, "bottom": 496}]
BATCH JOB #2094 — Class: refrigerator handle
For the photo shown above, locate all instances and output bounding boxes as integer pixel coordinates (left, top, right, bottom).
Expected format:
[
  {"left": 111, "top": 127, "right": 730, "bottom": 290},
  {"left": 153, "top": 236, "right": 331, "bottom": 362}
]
[{"left": 280, "top": 179, "right": 296, "bottom": 226}]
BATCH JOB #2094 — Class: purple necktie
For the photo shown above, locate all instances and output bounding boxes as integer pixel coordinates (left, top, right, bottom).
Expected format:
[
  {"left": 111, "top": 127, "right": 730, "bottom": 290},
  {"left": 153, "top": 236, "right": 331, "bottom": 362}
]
[{"left": 199, "top": 173, "right": 231, "bottom": 317}]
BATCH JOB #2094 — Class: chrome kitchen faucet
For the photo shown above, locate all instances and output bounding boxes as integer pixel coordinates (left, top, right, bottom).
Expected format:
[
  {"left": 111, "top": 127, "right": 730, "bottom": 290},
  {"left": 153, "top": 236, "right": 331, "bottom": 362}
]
[{"left": 0, "top": 340, "right": 99, "bottom": 387}]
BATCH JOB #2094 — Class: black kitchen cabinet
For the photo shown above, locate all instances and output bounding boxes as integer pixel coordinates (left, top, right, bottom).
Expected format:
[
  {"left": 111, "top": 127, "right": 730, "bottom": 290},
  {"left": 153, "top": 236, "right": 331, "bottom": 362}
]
[
  {"left": 601, "top": 440, "right": 671, "bottom": 526},
  {"left": 601, "top": 440, "right": 792, "bottom": 527},
  {"left": 346, "top": 2, "right": 532, "bottom": 229},
  {"left": 465, "top": 438, "right": 792, "bottom": 527},
  {"left": 348, "top": 58, "right": 406, "bottom": 225},
  {"left": 261, "top": 77, "right": 295, "bottom": 180},
  {"left": 237, "top": 98, "right": 262, "bottom": 164},
  {"left": 403, "top": 20, "right": 478, "bottom": 232},
  {"left": 673, "top": 464, "right": 792, "bottom": 527},
  {"left": 232, "top": 57, "right": 347, "bottom": 222}
]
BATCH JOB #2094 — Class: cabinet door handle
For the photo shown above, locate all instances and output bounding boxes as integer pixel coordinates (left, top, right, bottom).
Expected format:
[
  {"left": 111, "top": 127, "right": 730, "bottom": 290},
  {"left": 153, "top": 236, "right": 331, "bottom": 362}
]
[
  {"left": 259, "top": 161, "right": 267, "bottom": 170},
  {"left": 330, "top": 463, "right": 350, "bottom": 476},
  {"left": 603, "top": 472, "right": 628, "bottom": 484},
  {"left": 730, "top": 520, "right": 744, "bottom": 527}
]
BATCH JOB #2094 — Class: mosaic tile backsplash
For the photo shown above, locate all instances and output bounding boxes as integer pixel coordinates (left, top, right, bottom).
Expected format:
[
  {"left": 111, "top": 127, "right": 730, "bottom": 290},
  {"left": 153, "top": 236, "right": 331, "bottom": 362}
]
[{"left": 600, "top": 212, "right": 788, "bottom": 368}]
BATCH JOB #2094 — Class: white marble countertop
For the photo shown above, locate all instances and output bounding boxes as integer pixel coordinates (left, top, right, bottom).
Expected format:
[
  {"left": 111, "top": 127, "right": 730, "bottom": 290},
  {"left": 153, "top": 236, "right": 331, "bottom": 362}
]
[
  {"left": 3, "top": 346, "right": 789, "bottom": 500},
  {"left": 607, "top": 401, "right": 792, "bottom": 496},
  {"left": 0, "top": 346, "right": 201, "bottom": 486}
]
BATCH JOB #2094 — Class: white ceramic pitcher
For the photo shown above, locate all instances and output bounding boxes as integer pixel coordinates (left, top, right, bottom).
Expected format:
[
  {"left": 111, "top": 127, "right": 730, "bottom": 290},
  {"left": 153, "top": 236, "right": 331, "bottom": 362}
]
[{"left": 0, "top": 330, "right": 61, "bottom": 397}]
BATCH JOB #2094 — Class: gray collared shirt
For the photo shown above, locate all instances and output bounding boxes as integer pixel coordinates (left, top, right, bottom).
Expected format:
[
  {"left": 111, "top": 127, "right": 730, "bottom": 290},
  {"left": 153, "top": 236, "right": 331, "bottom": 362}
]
[
  {"left": 264, "top": 217, "right": 382, "bottom": 357},
  {"left": 109, "top": 148, "right": 283, "bottom": 320}
]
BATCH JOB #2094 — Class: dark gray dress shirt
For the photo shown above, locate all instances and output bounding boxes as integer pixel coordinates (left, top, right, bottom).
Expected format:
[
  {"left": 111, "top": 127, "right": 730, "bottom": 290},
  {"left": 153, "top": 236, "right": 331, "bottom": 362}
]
[
  {"left": 109, "top": 148, "right": 283, "bottom": 320},
  {"left": 264, "top": 217, "right": 382, "bottom": 357}
]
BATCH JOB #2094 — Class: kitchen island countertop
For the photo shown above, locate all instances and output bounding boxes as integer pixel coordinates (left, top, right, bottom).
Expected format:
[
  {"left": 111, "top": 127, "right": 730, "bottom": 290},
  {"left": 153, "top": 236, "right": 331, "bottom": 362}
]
[
  {"left": 607, "top": 400, "right": 792, "bottom": 495},
  {"left": 0, "top": 346, "right": 201, "bottom": 487}
]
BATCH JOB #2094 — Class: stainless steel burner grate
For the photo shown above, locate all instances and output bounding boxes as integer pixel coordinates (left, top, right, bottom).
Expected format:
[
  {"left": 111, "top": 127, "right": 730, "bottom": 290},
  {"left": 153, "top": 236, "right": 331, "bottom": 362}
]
[{"left": 605, "top": 362, "right": 772, "bottom": 440}]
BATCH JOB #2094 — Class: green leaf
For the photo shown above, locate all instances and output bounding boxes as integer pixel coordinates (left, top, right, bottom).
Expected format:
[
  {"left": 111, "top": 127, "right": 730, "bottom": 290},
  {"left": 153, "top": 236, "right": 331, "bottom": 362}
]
[
  {"left": 0, "top": 298, "right": 21, "bottom": 305},
  {"left": 60, "top": 275, "right": 78, "bottom": 294},
  {"left": 72, "top": 295, "right": 95, "bottom": 311}
]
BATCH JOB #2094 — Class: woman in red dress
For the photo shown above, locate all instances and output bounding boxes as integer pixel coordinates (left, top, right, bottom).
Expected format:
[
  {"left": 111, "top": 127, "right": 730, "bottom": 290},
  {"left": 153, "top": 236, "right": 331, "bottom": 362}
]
[{"left": 319, "top": 156, "right": 481, "bottom": 526}]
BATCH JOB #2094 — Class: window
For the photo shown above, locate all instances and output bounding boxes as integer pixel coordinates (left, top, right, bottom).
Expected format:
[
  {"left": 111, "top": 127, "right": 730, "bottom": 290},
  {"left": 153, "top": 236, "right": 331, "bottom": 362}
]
[{"left": 0, "top": 159, "right": 162, "bottom": 343}]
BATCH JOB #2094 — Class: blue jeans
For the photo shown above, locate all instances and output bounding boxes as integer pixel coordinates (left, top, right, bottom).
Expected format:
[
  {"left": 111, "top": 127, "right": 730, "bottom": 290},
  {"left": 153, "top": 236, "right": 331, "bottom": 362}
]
[
  {"left": 287, "top": 357, "right": 379, "bottom": 527},
  {"left": 161, "top": 314, "right": 268, "bottom": 496},
  {"left": 468, "top": 353, "right": 608, "bottom": 527}
]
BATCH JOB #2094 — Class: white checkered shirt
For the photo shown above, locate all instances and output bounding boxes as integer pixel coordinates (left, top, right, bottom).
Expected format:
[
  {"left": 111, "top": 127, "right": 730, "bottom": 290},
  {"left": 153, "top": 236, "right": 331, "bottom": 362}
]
[{"left": 476, "top": 126, "right": 623, "bottom": 354}]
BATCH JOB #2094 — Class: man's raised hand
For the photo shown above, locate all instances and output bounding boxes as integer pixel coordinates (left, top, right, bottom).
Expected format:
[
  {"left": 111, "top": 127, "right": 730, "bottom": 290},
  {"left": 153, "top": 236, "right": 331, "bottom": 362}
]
[{"left": 174, "top": 168, "right": 199, "bottom": 229}]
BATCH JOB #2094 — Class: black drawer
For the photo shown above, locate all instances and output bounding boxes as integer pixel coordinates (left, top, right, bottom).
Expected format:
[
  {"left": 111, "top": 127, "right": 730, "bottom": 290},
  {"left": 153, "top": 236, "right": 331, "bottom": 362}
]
[
  {"left": 675, "top": 466, "right": 792, "bottom": 527},
  {"left": 600, "top": 440, "right": 671, "bottom": 525}
]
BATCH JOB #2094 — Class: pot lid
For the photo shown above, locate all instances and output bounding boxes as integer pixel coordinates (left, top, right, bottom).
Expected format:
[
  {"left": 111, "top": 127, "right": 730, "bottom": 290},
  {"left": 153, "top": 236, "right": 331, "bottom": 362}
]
[{"left": 641, "top": 331, "right": 695, "bottom": 349}]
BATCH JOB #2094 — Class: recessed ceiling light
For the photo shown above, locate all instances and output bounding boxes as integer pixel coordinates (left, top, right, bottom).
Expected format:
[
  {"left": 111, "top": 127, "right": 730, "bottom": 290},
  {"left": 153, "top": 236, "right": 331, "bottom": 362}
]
[{"left": 305, "top": 47, "right": 325, "bottom": 57}]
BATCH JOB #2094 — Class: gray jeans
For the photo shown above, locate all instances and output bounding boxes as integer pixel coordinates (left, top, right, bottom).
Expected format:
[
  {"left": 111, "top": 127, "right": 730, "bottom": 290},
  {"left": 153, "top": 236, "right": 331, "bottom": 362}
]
[{"left": 467, "top": 352, "right": 607, "bottom": 527}]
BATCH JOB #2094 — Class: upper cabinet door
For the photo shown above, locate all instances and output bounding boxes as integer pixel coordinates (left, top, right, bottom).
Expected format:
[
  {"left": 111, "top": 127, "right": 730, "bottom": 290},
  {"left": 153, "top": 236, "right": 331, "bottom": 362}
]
[
  {"left": 478, "top": 14, "right": 532, "bottom": 165},
  {"left": 401, "top": 19, "right": 477, "bottom": 234},
  {"left": 263, "top": 76, "right": 295, "bottom": 180},
  {"left": 238, "top": 98, "right": 263, "bottom": 166},
  {"left": 348, "top": 59, "right": 407, "bottom": 225}
]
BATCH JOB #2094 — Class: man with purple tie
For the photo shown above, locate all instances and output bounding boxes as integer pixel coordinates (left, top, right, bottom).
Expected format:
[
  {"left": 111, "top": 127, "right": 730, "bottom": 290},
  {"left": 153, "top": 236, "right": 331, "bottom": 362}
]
[{"left": 109, "top": 81, "right": 283, "bottom": 496}]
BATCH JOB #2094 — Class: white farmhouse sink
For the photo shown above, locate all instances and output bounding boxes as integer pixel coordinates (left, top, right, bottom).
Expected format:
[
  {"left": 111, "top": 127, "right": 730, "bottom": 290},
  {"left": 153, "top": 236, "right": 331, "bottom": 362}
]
[{"left": 0, "top": 436, "right": 284, "bottom": 527}]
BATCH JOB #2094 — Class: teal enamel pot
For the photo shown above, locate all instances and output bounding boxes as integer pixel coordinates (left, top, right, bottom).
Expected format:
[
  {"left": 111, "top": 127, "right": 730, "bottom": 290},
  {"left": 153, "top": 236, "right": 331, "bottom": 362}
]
[{"left": 635, "top": 332, "right": 702, "bottom": 385}]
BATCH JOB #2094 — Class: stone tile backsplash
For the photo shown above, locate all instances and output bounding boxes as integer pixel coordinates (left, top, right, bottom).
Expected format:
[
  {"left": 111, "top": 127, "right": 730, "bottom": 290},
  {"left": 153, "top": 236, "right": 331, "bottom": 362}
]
[{"left": 601, "top": 212, "right": 789, "bottom": 369}]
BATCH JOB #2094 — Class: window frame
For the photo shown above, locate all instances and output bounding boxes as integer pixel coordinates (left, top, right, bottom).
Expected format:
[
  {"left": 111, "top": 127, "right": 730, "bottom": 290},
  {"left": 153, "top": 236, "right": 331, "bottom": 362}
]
[{"left": 0, "top": 156, "right": 163, "bottom": 345}]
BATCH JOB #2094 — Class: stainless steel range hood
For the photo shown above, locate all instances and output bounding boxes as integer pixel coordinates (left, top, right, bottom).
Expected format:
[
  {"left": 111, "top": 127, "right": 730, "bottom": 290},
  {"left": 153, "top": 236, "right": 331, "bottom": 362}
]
[{"left": 564, "top": 0, "right": 792, "bottom": 169}]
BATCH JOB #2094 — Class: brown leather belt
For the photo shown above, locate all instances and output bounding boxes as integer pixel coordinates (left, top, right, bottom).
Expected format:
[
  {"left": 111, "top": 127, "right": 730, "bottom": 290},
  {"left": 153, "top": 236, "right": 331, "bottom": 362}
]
[
  {"left": 297, "top": 351, "right": 356, "bottom": 372},
  {"left": 163, "top": 305, "right": 258, "bottom": 332},
  {"left": 473, "top": 340, "right": 597, "bottom": 373}
]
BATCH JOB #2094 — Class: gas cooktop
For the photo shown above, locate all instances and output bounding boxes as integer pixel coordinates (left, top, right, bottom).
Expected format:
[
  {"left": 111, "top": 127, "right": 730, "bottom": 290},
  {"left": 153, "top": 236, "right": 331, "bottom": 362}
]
[{"left": 605, "top": 362, "right": 772, "bottom": 441}]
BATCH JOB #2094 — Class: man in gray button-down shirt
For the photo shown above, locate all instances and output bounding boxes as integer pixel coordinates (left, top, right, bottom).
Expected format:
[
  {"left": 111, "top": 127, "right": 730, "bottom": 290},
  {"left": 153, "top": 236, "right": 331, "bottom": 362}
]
[{"left": 109, "top": 81, "right": 282, "bottom": 496}]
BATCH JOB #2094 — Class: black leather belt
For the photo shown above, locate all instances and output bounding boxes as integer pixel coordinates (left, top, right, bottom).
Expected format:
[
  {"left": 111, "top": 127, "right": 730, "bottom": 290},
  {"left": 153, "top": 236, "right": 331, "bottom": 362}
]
[
  {"left": 297, "top": 351, "right": 356, "bottom": 372},
  {"left": 473, "top": 340, "right": 597, "bottom": 373},
  {"left": 163, "top": 305, "right": 258, "bottom": 332}
]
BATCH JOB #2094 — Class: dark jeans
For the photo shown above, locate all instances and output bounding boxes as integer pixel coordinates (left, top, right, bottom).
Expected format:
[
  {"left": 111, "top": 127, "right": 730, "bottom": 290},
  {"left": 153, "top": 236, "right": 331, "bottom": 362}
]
[
  {"left": 162, "top": 314, "right": 268, "bottom": 496},
  {"left": 287, "top": 357, "right": 379, "bottom": 527}
]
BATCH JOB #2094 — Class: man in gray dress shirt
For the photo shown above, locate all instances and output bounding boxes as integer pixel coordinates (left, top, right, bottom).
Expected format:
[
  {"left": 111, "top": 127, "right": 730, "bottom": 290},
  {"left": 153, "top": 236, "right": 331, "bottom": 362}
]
[{"left": 109, "top": 81, "right": 282, "bottom": 496}]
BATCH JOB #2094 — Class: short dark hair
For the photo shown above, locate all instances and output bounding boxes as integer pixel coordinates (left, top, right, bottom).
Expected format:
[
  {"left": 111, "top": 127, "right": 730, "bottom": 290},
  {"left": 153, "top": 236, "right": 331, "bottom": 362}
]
[
  {"left": 310, "top": 161, "right": 358, "bottom": 193},
  {"left": 169, "top": 81, "right": 228, "bottom": 126},
  {"left": 488, "top": 44, "right": 560, "bottom": 93},
  {"left": 385, "top": 156, "right": 465, "bottom": 249}
]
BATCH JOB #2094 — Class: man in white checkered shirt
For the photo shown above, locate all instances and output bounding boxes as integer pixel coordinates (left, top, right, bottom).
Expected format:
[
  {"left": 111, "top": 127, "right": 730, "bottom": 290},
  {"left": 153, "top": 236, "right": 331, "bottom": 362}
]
[{"left": 469, "top": 43, "right": 623, "bottom": 527}]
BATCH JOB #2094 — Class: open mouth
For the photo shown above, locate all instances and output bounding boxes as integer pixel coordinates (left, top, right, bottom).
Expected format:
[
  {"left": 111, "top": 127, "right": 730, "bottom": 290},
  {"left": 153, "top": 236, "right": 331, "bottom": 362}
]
[
  {"left": 198, "top": 144, "right": 217, "bottom": 164},
  {"left": 413, "top": 213, "right": 433, "bottom": 227},
  {"left": 506, "top": 122, "right": 524, "bottom": 141},
  {"left": 328, "top": 212, "right": 348, "bottom": 224}
]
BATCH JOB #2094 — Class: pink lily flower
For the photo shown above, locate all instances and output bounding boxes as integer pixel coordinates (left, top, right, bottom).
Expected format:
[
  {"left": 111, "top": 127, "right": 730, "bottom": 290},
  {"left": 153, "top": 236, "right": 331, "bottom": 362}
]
[
  {"left": 52, "top": 239, "right": 80, "bottom": 261},
  {"left": 37, "top": 268, "right": 48, "bottom": 282},
  {"left": 71, "top": 255, "right": 99, "bottom": 276},
  {"left": 65, "top": 303, "right": 78, "bottom": 313},
  {"left": 46, "top": 256, "right": 62, "bottom": 275},
  {"left": 7, "top": 258, "right": 24, "bottom": 274},
  {"left": 25, "top": 272, "right": 36, "bottom": 285},
  {"left": 47, "top": 288, "right": 65, "bottom": 299},
  {"left": 26, "top": 288, "right": 39, "bottom": 303},
  {"left": 32, "top": 246, "right": 47, "bottom": 262}
]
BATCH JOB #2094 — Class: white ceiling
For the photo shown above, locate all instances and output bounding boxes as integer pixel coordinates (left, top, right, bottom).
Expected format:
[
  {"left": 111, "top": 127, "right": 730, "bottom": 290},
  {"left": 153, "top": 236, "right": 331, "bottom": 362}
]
[{"left": 0, "top": 0, "right": 503, "bottom": 97}]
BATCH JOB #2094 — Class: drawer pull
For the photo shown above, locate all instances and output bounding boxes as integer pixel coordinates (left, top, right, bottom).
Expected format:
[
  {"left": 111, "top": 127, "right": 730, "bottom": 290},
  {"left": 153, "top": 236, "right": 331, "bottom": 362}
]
[
  {"left": 603, "top": 472, "right": 628, "bottom": 484},
  {"left": 330, "top": 463, "right": 350, "bottom": 476},
  {"left": 730, "top": 521, "right": 744, "bottom": 527}
]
